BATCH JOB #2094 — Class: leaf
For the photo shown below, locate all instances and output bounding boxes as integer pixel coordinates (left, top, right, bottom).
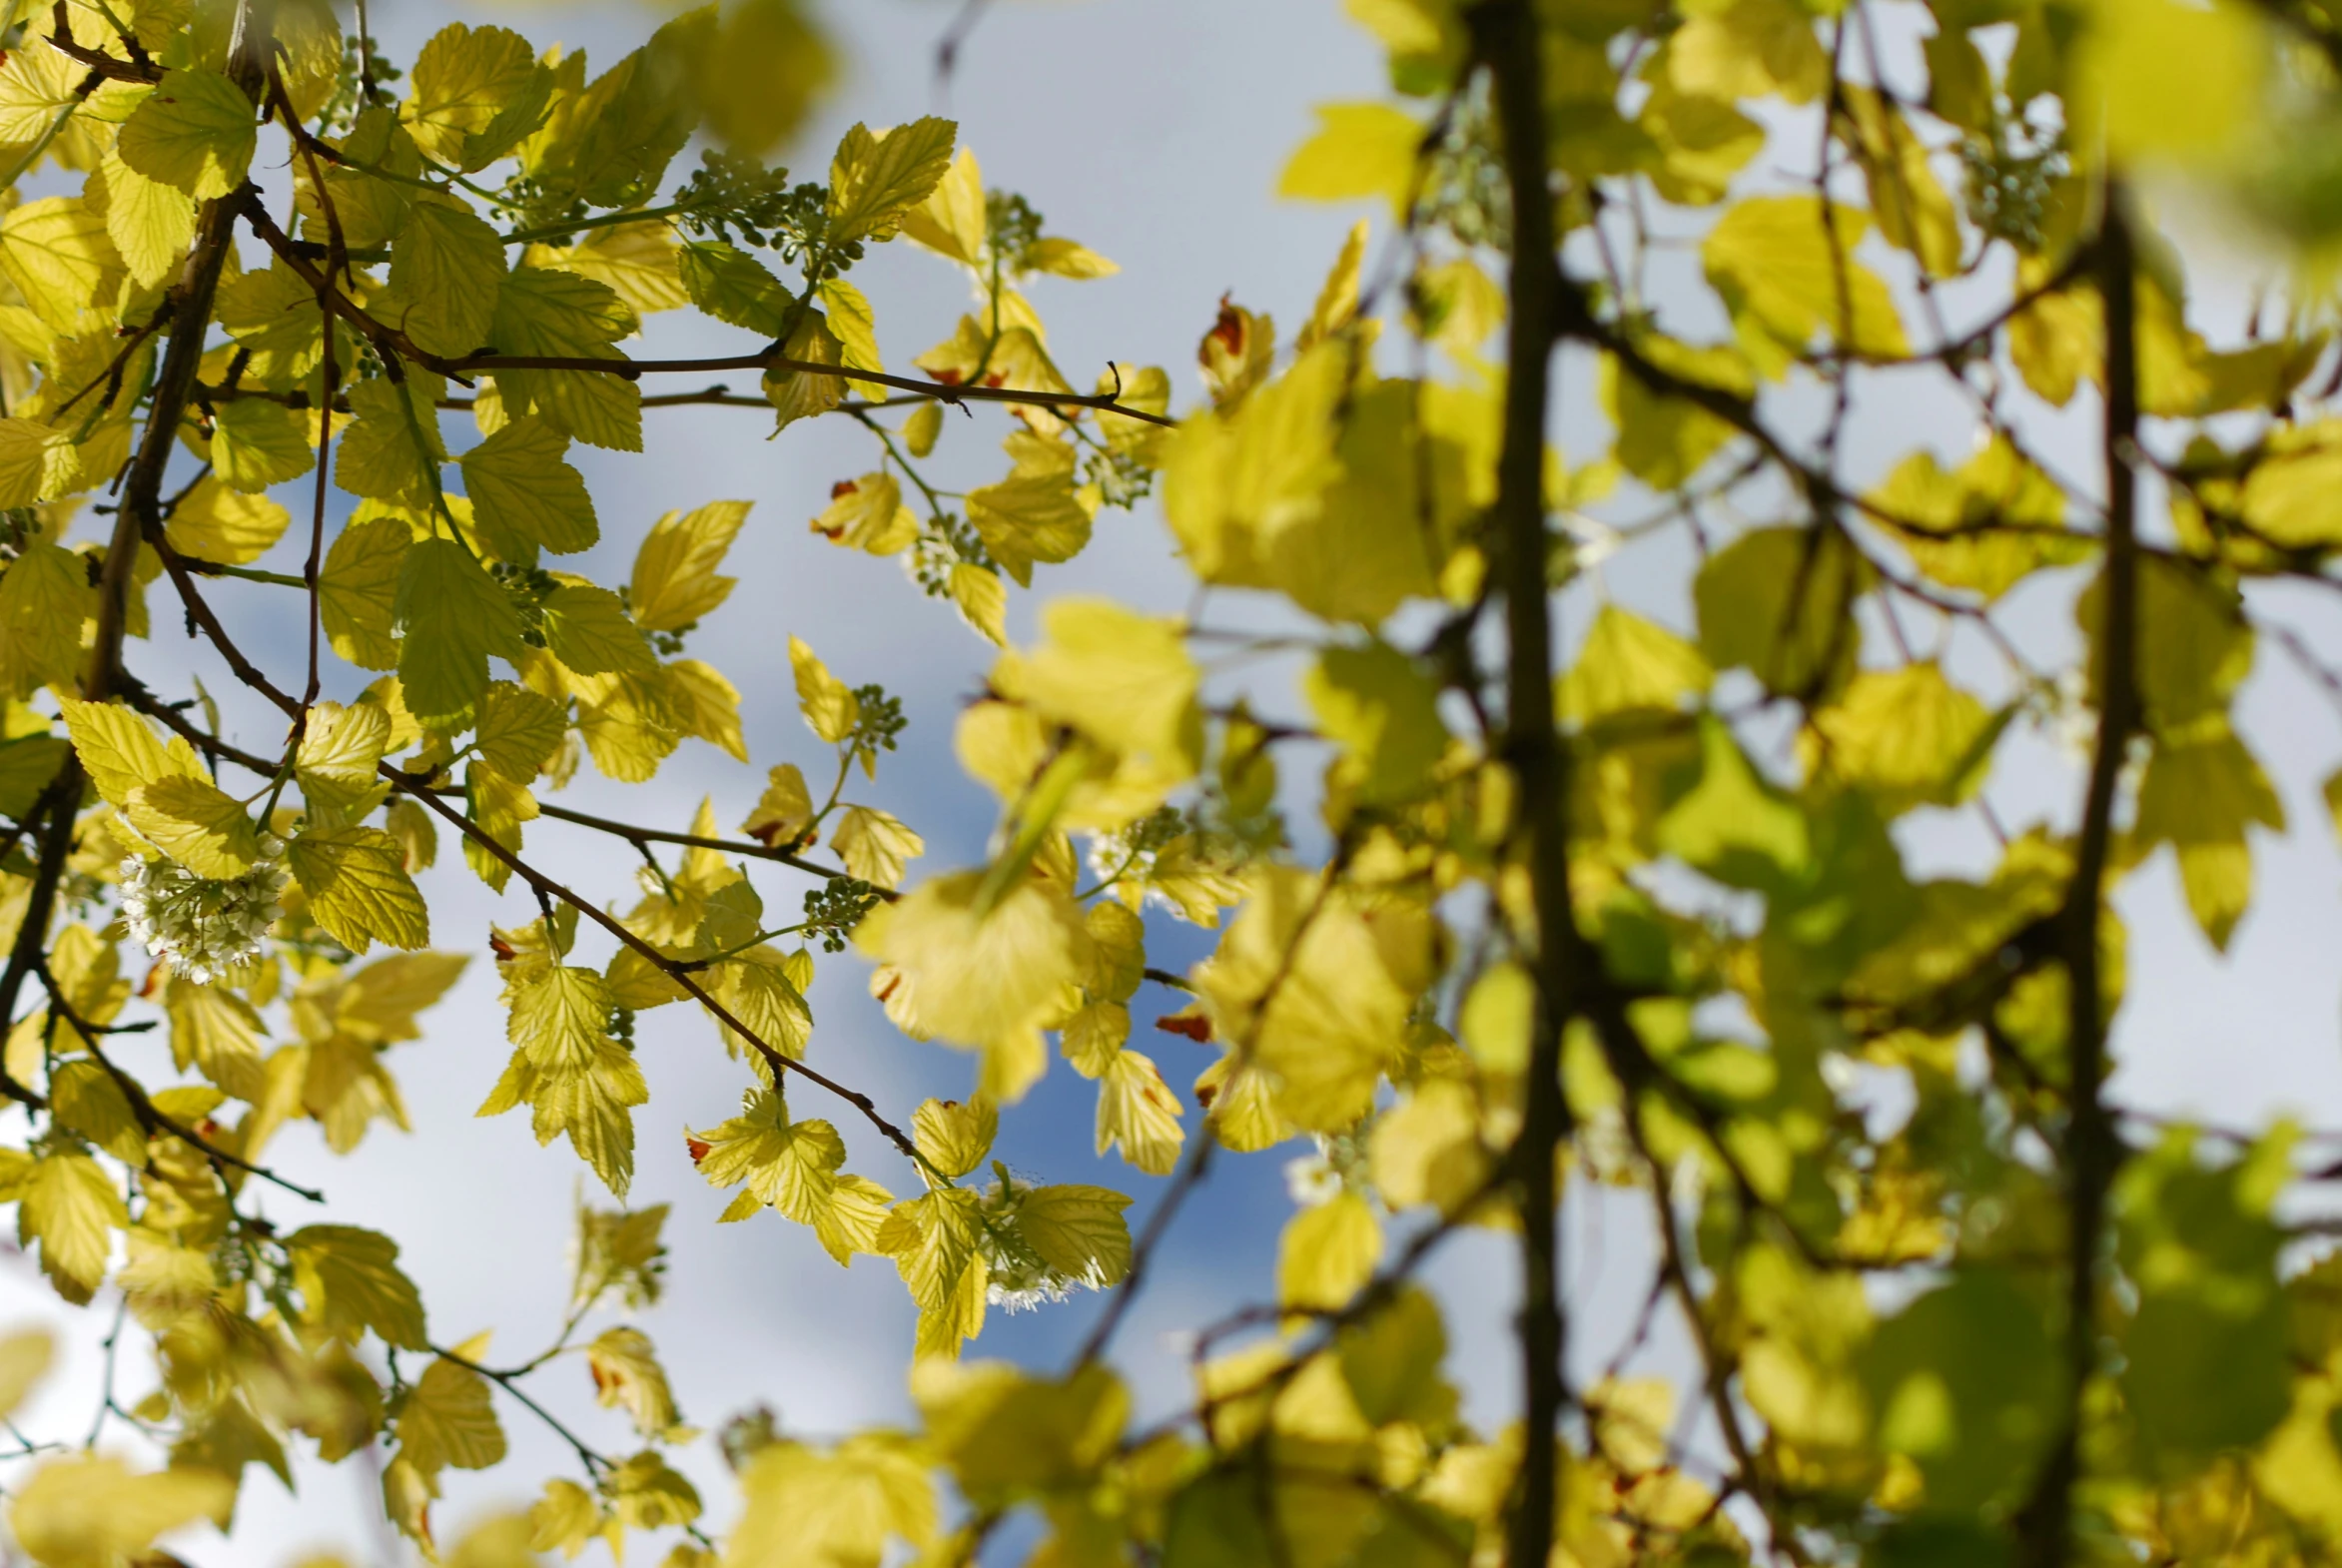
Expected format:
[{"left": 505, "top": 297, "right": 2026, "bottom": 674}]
[
  {"left": 290, "top": 825, "right": 431, "bottom": 954},
  {"left": 949, "top": 563, "right": 1007, "bottom": 645},
  {"left": 586, "top": 1326, "right": 682, "bottom": 1440},
  {"left": 1018, "top": 1184, "right": 1133, "bottom": 1288},
  {"left": 1277, "top": 1191, "right": 1382, "bottom": 1315},
  {"left": 820, "top": 277, "right": 886, "bottom": 394},
  {"left": 742, "top": 763, "right": 814, "bottom": 848},
  {"left": 790, "top": 636, "right": 860, "bottom": 743},
  {"left": 321, "top": 518, "right": 410, "bottom": 671},
  {"left": 0, "top": 734, "right": 65, "bottom": 819},
  {"left": 698, "top": 0, "right": 834, "bottom": 158},
  {"left": 390, "top": 202, "right": 509, "bottom": 360},
  {"left": 8, "top": 1456, "right": 233, "bottom": 1568},
  {"left": 125, "top": 775, "right": 261, "bottom": 877},
  {"left": 296, "top": 700, "right": 393, "bottom": 827},
  {"left": 855, "top": 871, "right": 1093, "bottom": 1079},
  {"left": 287, "top": 1224, "right": 429, "bottom": 1349},
  {"left": 0, "top": 418, "right": 76, "bottom": 508},
  {"left": 1304, "top": 639, "right": 1445, "bottom": 805},
  {"left": 762, "top": 310, "right": 846, "bottom": 428},
  {"left": 993, "top": 599, "right": 1199, "bottom": 772},
  {"left": 608, "top": 1450, "right": 702, "bottom": 1532},
  {"left": 707, "top": 950, "right": 814, "bottom": 1063},
  {"left": 406, "top": 24, "right": 547, "bottom": 167},
  {"left": 59, "top": 698, "right": 192, "bottom": 809},
  {"left": 965, "top": 472, "right": 1094, "bottom": 586},
  {"left": 1278, "top": 103, "right": 1423, "bottom": 214},
  {"left": 488, "top": 267, "right": 641, "bottom": 452},
  {"left": 1695, "top": 525, "right": 1872, "bottom": 699},
  {"left": 50, "top": 1060, "right": 144, "bottom": 1166},
  {"left": 1192, "top": 867, "right": 1429, "bottom": 1132},
  {"left": 19, "top": 1151, "right": 124, "bottom": 1305},
  {"left": 631, "top": 500, "right": 748, "bottom": 632},
  {"left": 727, "top": 1436, "right": 937, "bottom": 1568},
  {"left": 0, "top": 197, "right": 115, "bottom": 334},
  {"left": 810, "top": 473, "right": 917, "bottom": 555},
  {"left": 899, "top": 145, "right": 986, "bottom": 264},
  {"left": 828, "top": 117, "right": 959, "bottom": 243},
  {"left": 1096, "top": 1049, "right": 1184, "bottom": 1176},
  {"left": 395, "top": 1352, "right": 507, "bottom": 1475},
  {"left": 1811, "top": 663, "right": 1996, "bottom": 815},
  {"left": 1858, "top": 1267, "right": 2058, "bottom": 1511},
  {"left": 690, "top": 1091, "right": 845, "bottom": 1225},
  {"left": 912, "top": 1098, "right": 998, "bottom": 1179},
  {"left": 677, "top": 240, "right": 792, "bottom": 338},
  {"left": 0, "top": 545, "right": 93, "bottom": 697},
  {"left": 0, "top": 1329, "right": 51, "bottom": 1420},
  {"left": 164, "top": 475, "right": 291, "bottom": 566},
  {"left": 116, "top": 68, "right": 256, "bottom": 198},
  {"left": 96, "top": 153, "right": 195, "bottom": 292},
  {"left": 1026, "top": 237, "right": 1118, "bottom": 280},
  {"left": 475, "top": 682, "right": 565, "bottom": 782},
  {"left": 211, "top": 396, "right": 316, "bottom": 492},
  {"left": 2134, "top": 718, "right": 2286, "bottom": 952},
  {"left": 2083, "top": 0, "right": 2263, "bottom": 162},
  {"left": 542, "top": 584, "right": 655, "bottom": 676},
  {"left": 831, "top": 806, "right": 923, "bottom": 890},
  {"left": 394, "top": 537, "right": 526, "bottom": 730},
  {"left": 164, "top": 976, "right": 267, "bottom": 1102},
  {"left": 1561, "top": 604, "right": 1713, "bottom": 722},
  {"left": 1701, "top": 195, "right": 1908, "bottom": 363}
]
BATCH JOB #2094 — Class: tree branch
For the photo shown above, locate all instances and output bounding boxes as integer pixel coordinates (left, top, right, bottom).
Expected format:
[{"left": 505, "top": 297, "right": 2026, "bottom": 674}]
[
  {"left": 2014, "top": 183, "right": 2139, "bottom": 1568},
  {"left": 1472, "top": 7, "right": 1575, "bottom": 1562}
]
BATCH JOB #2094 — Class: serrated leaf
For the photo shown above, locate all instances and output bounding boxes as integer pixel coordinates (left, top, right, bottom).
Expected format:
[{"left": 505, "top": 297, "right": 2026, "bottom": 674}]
[
  {"left": 677, "top": 240, "right": 791, "bottom": 337},
  {"left": 125, "top": 775, "right": 261, "bottom": 877},
  {"left": 828, "top": 116, "right": 959, "bottom": 243},
  {"left": 288, "top": 1224, "right": 429, "bottom": 1350},
  {"left": 831, "top": 806, "right": 922, "bottom": 890},
  {"left": 394, "top": 537, "right": 525, "bottom": 729},
  {"left": 475, "top": 681, "right": 565, "bottom": 782},
  {"left": 631, "top": 499, "right": 747, "bottom": 632},
  {"left": 395, "top": 1352, "right": 506, "bottom": 1475},
  {"left": 290, "top": 824, "right": 430, "bottom": 954},
  {"left": 210, "top": 395, "right": 315, "bottom": 492},
  {"left": 690, "top": 1091, "right": 845, "bottom": 1225},
  {"left": 489, "top": 267, "right": 641, "bottom": 452},
  {"left": 389, "top": 201, "right": 508, "bottom": 360},
  {"left": 116, "top": 68, "right": 256, "bottom": 198},
  {"left": 321, "top": 518, "right": 410, "bottom": 671},
  {"left": 20, "top": 1151, "right": 124, "bottom": 1305},
  {"left": 542, "top": 583, "right": 654, "bottom": 676},
  {"left": 458, "top": 415, "right": 596, "bottom": 562}
]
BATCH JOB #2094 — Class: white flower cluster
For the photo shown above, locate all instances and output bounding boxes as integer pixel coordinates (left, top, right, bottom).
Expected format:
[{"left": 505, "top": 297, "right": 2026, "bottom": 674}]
[
  {"left": 977, "top": 1175, "right": 1111, "bottom": 1314},
  {"left": 119, "top": 836, "right": 287, "bottom": 985}
]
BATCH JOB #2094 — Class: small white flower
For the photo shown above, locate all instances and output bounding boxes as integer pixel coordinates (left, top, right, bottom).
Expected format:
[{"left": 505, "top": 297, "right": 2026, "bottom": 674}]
[
  {"left": 119, "top": 838, "right": 287, "bottom": 985},
  {"left": 1283, "top": 1150, "right": 1341, "bottom": 1208}
]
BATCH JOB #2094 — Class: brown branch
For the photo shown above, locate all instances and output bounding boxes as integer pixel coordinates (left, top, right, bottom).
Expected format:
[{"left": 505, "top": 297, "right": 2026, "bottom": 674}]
[
  {"left": 1473, "top": 8, "right": 1574, "bottom": 1563},
  {"left": 2013, "top": 184, "right": 2140, "bottom": 1568}
]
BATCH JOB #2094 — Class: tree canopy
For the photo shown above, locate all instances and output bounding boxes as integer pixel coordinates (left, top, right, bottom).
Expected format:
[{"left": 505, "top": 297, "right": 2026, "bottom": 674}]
[{"left": 0, "top": 0, "right": 2329, "bottom": 1565}]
